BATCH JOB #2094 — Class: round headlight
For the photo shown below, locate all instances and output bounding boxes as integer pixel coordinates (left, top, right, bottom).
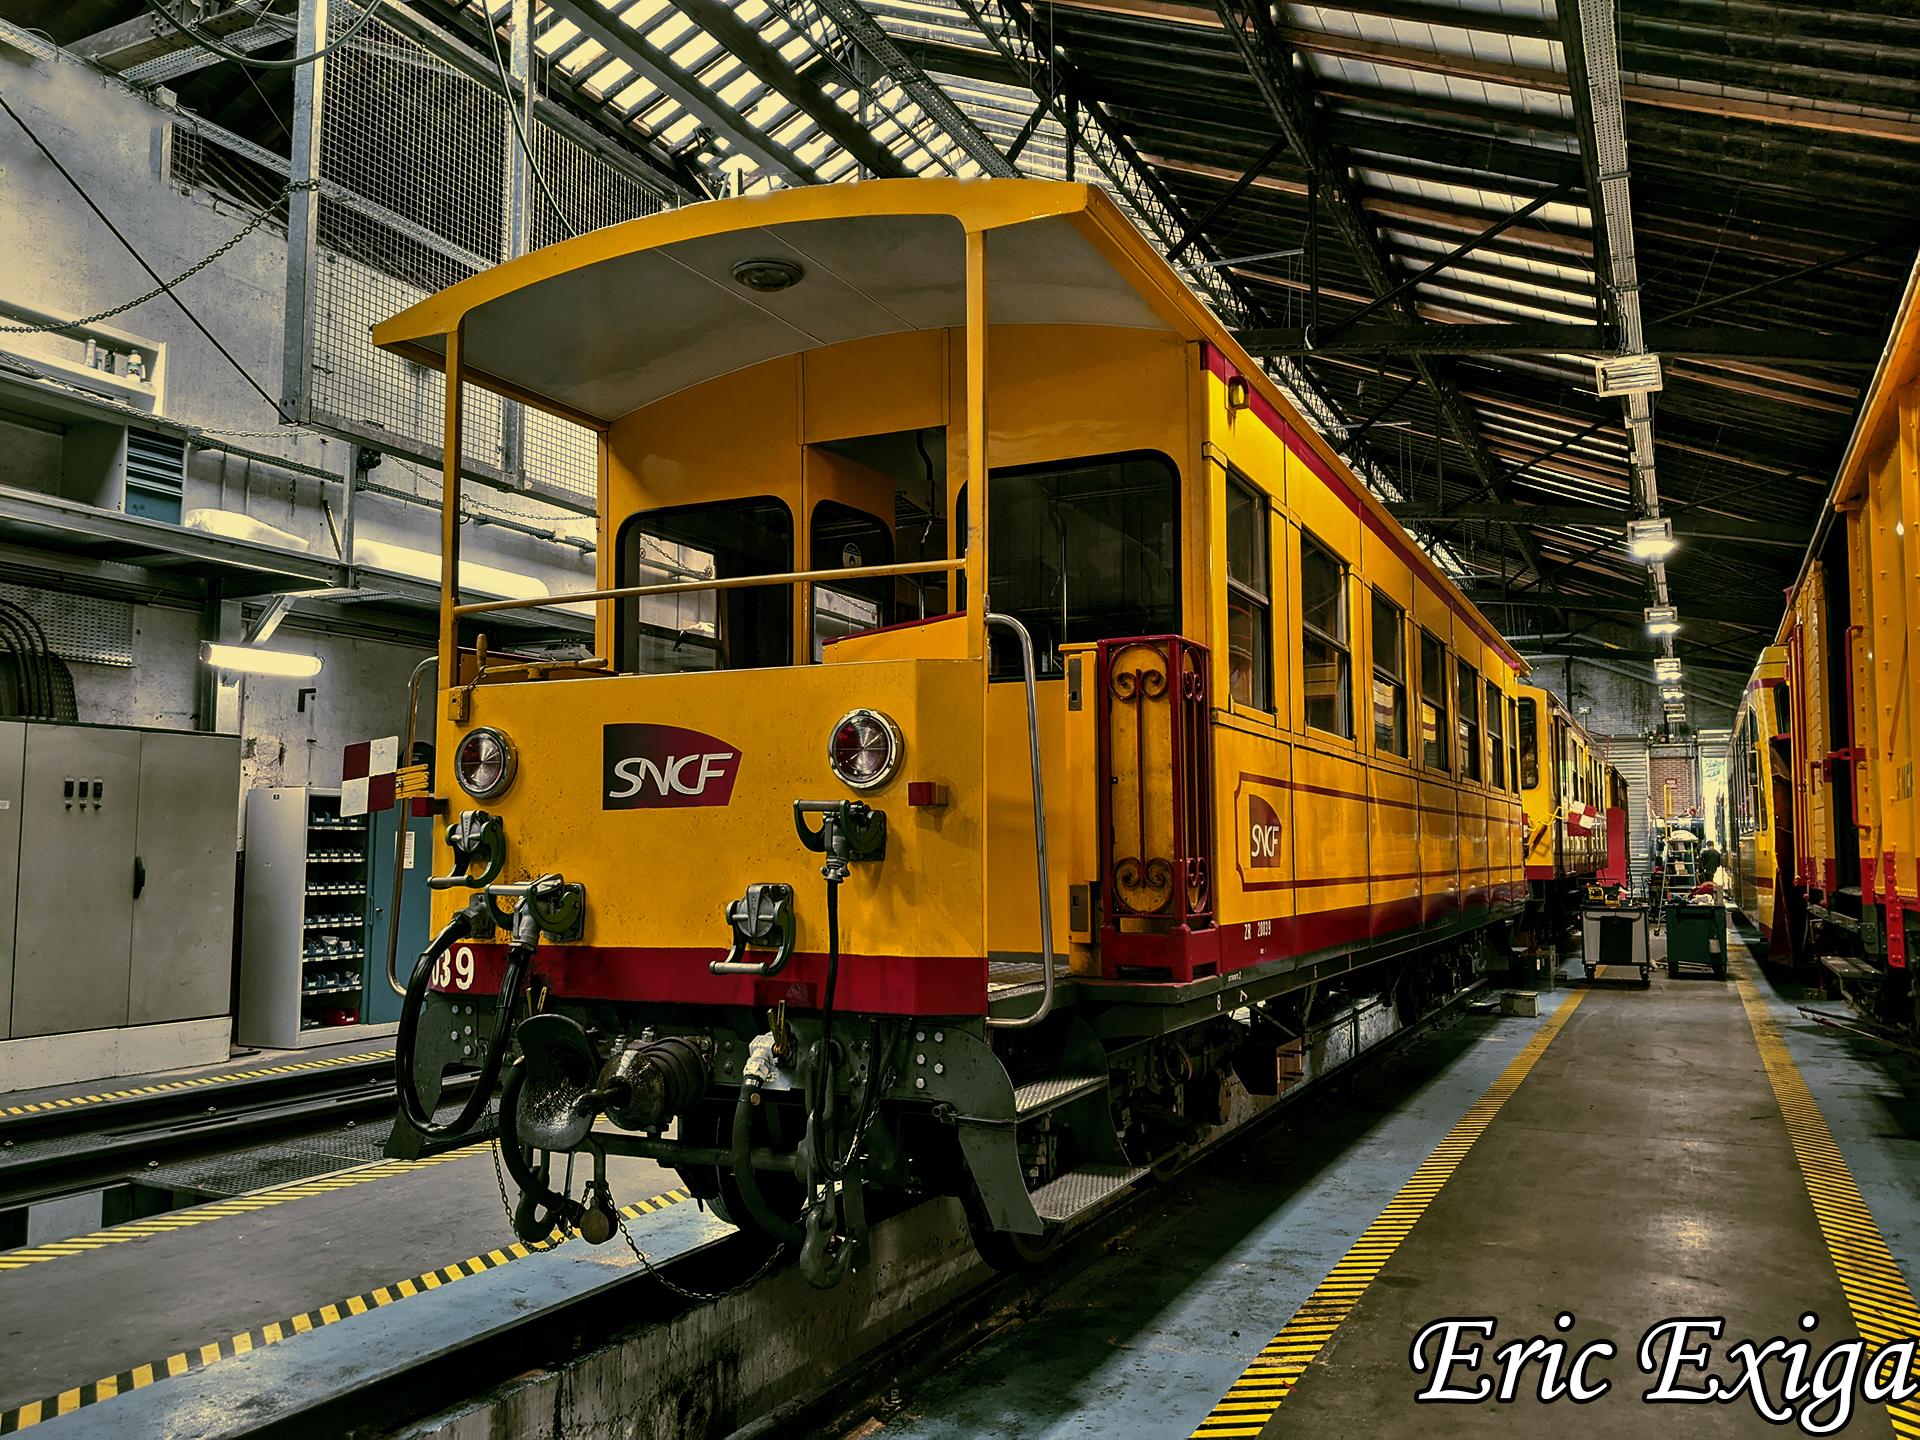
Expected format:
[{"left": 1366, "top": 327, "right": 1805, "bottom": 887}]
[
  {"left": 454, "top": 727, "right": 517, "bottom": 800},
  {"left": 828, "top": 709, "right": 902, "bottom": 791}
]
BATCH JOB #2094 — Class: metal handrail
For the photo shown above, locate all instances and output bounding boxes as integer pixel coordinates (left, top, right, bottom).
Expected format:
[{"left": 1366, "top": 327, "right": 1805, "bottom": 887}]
[
  {"left": 450, "top": 558, "right": 965, "bottom": 617},
  {"left": 984, "top": 611, "right": 1056, "bottom": 1030}
]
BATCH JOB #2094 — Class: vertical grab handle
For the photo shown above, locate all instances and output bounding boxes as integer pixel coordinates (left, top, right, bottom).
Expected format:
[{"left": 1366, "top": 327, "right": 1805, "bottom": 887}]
[{"left": 984, "top": 612, "right": 1055, "bottom": 1031}]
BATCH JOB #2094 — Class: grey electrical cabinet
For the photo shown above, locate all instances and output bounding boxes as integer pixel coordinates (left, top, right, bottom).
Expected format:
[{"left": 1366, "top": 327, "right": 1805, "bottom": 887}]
[
  {"left": 1, "top": 721, "right": 239, "bottom": 1042},
  {"left": 0, "top": 722, "right": 23, "bottom": 1039}
]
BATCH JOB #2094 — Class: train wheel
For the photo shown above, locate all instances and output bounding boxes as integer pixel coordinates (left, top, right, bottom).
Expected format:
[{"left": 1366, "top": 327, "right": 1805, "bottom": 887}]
[
  {"left": 961, "top": 1183, "right": 1066, "bottom": 1271},
  {"left": 968, "top": 1212, "right": 1064, "bottom": 1271}
]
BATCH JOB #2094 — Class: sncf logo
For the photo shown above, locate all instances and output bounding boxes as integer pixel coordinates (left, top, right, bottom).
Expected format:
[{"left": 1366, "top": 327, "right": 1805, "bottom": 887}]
[
  {"left": 1248, "top": 793, "right": 1285, "bottom": 868},
  {"left": 603, "top": 723, "right": 741, "bottom": 809}
]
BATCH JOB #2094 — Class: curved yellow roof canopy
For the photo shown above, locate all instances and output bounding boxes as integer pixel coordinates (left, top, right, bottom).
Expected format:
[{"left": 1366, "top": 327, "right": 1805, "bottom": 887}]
[{"left": 371, "top": 179, "right": 1202, "bottom": 428}]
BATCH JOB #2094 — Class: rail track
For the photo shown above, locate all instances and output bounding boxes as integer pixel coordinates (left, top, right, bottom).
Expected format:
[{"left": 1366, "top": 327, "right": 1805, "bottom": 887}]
[{"left": 0, "top": 1059, "right": 476, "bottom": 1208}]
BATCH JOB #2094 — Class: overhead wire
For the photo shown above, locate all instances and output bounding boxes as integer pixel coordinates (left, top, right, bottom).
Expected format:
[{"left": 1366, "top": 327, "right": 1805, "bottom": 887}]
[
  {"left": 137, "top": 0, "right": 389, "bottom": 70},
  {"left": 480, "top": 6, "right": 576, "bottom": 242}
]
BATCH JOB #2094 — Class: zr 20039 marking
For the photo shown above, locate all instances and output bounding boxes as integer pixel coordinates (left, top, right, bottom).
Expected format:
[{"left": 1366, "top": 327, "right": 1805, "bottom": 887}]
[{"left": 432, "top": 945, "right": 475, "bottom": 991}]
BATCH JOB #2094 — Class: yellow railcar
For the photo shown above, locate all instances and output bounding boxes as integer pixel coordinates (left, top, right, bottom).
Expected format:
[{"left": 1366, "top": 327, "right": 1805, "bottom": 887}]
[
  {"left": 1516, "top": 684, "right": 1617, "bottom": 931},
  {"left": 377, "top": 181, "right": 1536, "bottom": 1280},
  {"left": 1730, "top": 257, "right": 1920, "bottom": 1022},
  {"left": 1729, "top": 646, "right": 1790, "bottom": 956}
]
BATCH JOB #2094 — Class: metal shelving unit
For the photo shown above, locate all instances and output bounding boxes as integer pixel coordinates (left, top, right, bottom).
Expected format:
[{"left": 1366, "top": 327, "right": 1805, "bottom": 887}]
[{"left": 237, "top": 786, "right": 396, "bottom": 1048}]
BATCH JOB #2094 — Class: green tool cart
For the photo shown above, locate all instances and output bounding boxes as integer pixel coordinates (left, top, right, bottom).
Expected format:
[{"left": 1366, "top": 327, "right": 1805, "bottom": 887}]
[{"left": 1665, "top": 899, "right": 1728, "bottom": 979}]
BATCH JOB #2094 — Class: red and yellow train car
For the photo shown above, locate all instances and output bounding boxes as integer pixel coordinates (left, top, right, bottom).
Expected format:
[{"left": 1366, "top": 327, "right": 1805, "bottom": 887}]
[
  {"left": 1517, "top": 685, "right": 1617, "bottom": 930},
  {"left": 1729, "top": 259, "right": 1920, "bottom": 1023},
  {"left": 375, "top": 181, "right": 1544, "bottom": 1280}
]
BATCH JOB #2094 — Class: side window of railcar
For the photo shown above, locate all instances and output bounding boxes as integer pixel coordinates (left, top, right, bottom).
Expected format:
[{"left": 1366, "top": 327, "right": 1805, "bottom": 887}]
[
  {"left": 1511, "top": 696, "right": 1522, "bottom": 791},
  {"left": 1517, "top": 695, "right": 1539, "bottom": 788},
  {"left": 615, "top": 496, "right": 794, "bottom": 674},
  {"left": 1456, "top": 659, "right": 1482, "bottom": 782},
  {"left": 1300, "top": 533, "right": 1351, "bottom": 738},
  {"left": 1507, "top": 698, "right": 1520, "bottom": 792},
  {"left": 1486, "top": 680, "right": 1506, "bottom": 789},
  {"left": 1225, "top": 475, "right": 1272, "bottom": 711},
  {"left": 1370, "top": 592, "right": 1408, "bottom": 757},
  {"left": 981, "top": 452, "right": 1180, "bottom": 678},
  {"left": 1418, "top": 630, "right": 1449, "bottom": 772}
]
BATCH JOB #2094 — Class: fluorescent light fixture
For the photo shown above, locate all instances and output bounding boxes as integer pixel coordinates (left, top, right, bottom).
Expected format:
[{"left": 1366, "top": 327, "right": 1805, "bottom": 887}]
[
  {"left": 200, "top": 642, "right": 323, "bottom": 678},
  {"left": 1644, "top": 604, "right": 1680, "bottom": 637},
  {"left": 1654, "top": 657, "right": 1683, "bottom": 682},
  {"left": 1595, "top": 353, "right": 1664, "bottom": 397},
  {"left": 1627, "top": 518, "right": 1676, "bottom": 562}
]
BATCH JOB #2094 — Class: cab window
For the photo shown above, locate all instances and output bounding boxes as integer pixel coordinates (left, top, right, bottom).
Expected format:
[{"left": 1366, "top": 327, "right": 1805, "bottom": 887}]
[
  {"left": 1301, "top": 532, "right": 1351, "bottom": 737},
  {"left": 1518, "top": 695, "right": 1539, "bottom": 788},
  {"left": 616, "top": 496, "right": 793, "bottom": 673},
  {"left": 1419, "top": 629, "right": 1449, "bottom": 772},
  {"left": 982, "top": 451, "right": 1179, "bottom": 678},
  {"left": 810, "top": 500, "right": 894, "bottom": 660},
  {"left": 1225, "top": 475, "right": 1272, "bottom": 710}
]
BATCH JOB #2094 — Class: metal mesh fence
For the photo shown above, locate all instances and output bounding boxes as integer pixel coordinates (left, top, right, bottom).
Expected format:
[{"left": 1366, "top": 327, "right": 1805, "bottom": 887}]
[
  {"left": 0, "top": 582, "right": 135, "bottom": 667},
  {"left": 298, "top": 4, "right": 665, "bottom": 514}
]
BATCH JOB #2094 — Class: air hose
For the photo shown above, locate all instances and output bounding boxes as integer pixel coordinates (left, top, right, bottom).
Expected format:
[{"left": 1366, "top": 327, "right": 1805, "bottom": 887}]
[
  {"left": 731, "top": 1065, "right": 804, "bottom": 1246},
  {"left": 394, "top": 908, "right": 531, "bottom": 1138}
]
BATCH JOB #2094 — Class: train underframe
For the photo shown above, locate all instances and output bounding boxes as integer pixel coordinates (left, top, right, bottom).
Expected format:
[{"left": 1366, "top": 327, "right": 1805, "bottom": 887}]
[
  {"left": 397, "top": 900, "right": 1508, "bottom": 1289},
  {"left": 1801, "top": 887, "right": 1919, "bottom": 1032}
]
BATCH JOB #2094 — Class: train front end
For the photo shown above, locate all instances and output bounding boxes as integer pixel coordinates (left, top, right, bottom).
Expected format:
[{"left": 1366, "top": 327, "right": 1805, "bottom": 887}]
[{"left": 414, "top": 650, "right": 990, "bottom": 1281}]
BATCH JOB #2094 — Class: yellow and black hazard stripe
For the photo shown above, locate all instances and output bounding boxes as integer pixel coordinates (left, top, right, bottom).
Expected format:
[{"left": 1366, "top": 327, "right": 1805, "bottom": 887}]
[
  {"left": 1188, "top": 990, "right": 1587, "bottom": 1439},
  {"left": 0, "top": 1143, "right": 489, "bottom": 1272},
  {"left": 1, "top": 1048, "right": 395, "bottom": 1118},
  {"left": 1734, "top": 961, "right": 1920, "bottom": 1439},
  {"left": 0, "top": 1187, "right": 693, "bottom": 1433}
]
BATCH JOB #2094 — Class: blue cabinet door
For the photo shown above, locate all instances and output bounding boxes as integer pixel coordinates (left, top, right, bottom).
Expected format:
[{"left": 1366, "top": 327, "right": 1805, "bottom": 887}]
[{"left": 363, "top": 808, "right": 434, "bottom": 1024}]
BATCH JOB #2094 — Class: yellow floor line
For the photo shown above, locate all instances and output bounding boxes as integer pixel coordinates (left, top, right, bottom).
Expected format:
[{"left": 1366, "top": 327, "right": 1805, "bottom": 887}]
[
  {"left": 0, "top": 1145, "right": 489, "bottom": 1272},
  {"left": 1733, "top": 960, "right": 1920, "bottom": 1434},
  {"left": 1, "top": 1049, "right": 395, "bottom": 1118},
  {"left": 0, "top": 1187, "right": 693, "bottom": 1434},
  {"left": 1187, "top": 989, "right": 1587, "bottom": 1439}
]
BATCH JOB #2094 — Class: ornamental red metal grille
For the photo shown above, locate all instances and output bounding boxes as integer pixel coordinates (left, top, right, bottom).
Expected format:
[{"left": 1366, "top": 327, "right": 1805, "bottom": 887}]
[{"left": 1095, "top": 636, "right": 1216, "bottom": 980}]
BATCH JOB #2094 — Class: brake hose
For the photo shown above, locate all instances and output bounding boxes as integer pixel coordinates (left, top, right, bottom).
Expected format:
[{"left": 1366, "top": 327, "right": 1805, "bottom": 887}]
[{"left": 394, "top": 911, "right": 531, "bottom": 1138}]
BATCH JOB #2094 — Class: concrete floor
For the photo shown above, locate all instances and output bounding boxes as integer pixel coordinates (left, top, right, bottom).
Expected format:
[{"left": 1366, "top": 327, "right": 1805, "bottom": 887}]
[{"left": 881, "top": 935, "right": 1920, "bottom": 1438}]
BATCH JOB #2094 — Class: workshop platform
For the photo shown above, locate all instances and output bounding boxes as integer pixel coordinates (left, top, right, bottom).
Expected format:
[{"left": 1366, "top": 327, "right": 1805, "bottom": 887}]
[
  {"left": 0, "top": 1042, "right": 697, "bottom": 1436},
  {"left": 879, "top": 928, "right": 1920, "bottom": 1438}
]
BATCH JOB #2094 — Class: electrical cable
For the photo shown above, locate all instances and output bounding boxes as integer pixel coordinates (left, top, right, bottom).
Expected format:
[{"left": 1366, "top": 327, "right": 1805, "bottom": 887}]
[
  {"left": 0, "top": 92, "right": 292, "bottom": 423},
  {"left": 481, "top": 8, "right": 576, "bottom": 242},
  {"left": 137, "top": 0, "right": 389, "bottom": 70}
]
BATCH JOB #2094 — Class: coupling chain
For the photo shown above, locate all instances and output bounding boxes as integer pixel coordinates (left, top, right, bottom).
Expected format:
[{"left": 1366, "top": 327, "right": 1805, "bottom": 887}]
[
  {"left": 494, "top": 1135, "right": 786, "bottom": 1303},
  {"left": 614, "top": 1205, "right": 785, "bottom": 1305},
  {"left": 0, "top": 181, "right": 310, "bottom": 335}
]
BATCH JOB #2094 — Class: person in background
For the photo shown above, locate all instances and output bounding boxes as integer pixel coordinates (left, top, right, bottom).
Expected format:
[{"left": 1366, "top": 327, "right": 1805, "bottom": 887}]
[{"left": 1695, "top": 838, "right": 1725, "bottom": 892}]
